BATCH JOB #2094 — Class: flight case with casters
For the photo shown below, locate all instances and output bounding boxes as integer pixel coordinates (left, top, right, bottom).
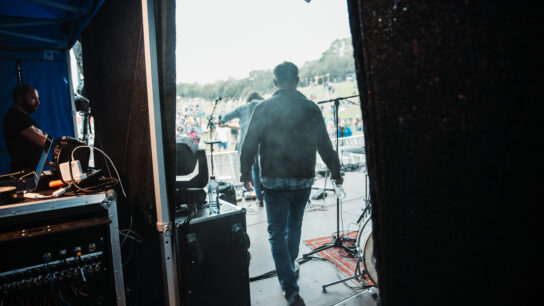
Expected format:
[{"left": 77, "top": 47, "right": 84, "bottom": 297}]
[{"left": 0, "top": 190, "right": 126, "bottom": 306}]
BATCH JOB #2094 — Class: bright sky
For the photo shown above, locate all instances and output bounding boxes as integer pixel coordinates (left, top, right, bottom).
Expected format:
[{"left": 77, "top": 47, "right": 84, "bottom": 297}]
[{"left": 176, "top": 0, "right": 352, "bottom": 84}]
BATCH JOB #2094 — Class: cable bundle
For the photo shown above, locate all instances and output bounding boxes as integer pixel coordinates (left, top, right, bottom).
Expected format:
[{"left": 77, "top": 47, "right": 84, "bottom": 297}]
[{"left": 58, "top": 145, "right": 127, "bottom": 197}]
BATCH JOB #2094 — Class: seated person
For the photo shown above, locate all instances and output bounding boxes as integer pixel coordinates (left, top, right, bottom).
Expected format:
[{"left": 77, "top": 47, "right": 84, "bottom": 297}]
[{"left": 3, "top": 84, "right": 49, "bottom": 172}]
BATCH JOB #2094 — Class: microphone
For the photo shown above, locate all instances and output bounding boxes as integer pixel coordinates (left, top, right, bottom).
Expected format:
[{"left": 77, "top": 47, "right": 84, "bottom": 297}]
[{"left": 214, "top": 97, "right": 222, "bottom": 103}]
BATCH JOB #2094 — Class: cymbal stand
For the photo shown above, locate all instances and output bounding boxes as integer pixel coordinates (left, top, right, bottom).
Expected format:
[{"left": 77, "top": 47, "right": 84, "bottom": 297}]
[
  {"left": 324, "top": 179, "right": 375, "bottom": 293},
  {"left": 303, "top": 95, "right": 359, "bottom": 258},
  {"left": 321, "top": 248, "right": 373, "bottom": 292}
]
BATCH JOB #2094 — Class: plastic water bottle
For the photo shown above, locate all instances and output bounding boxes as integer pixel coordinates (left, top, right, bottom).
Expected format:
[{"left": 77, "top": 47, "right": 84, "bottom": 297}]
[
  {"left": 332, "top": 180, "right": 347, "bottom": 200},
  {"left": 208, "top": 176, "right": 220, "bottom": 214}
]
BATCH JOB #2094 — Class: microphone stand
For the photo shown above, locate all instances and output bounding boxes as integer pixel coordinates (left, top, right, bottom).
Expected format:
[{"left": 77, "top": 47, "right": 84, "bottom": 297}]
[
  {"left": 205, "top": 98, "right": 221, "bottom": 176},
  {"left": 303, "top": 94, "right": 359, "bottom": 257}
]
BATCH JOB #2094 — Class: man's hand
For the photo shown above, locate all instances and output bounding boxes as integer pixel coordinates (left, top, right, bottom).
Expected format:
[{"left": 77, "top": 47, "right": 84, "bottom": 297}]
[
  {"left": 244, "top": 180, "right": 253, "bottom": 191},
  {"left": 332, "top": 180, "right": 346, "bottom": 200}
]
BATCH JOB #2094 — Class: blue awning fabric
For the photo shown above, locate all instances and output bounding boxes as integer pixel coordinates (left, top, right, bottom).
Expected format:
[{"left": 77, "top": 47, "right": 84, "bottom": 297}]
[{"left": 0, "top": 0, "right": 105, "bottom": 50}]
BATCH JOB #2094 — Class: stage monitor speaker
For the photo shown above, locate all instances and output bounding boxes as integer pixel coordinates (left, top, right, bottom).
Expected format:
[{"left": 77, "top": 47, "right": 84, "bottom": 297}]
[{"left": 176, "top": 203, "right": 250, "bottom": 306}]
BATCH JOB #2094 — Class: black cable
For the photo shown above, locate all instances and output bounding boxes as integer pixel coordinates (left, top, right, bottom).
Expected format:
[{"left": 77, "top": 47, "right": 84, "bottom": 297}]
[
  {"left": 249, "top": 256, "right": 313, "bottom": 282},
  {"left": 94, "top": 133, "right": 114, "bottom": 179},
  {"left": 45, "top": 261, "right": 71, "bottom": 306},
  {"left": 0, "top": 170, "right": 26, "bottom": 179},
  {"left": 249, "top": 270, "right": 277, "bottom": 282},
  {"left": 121, "top": 19, "right": 143, "bottom": 175},
  {"left": 178, "top": 206, "right": 198, "bottom": 232},
  {"left": 57, "top": 144, "right": 114, "bottom": 193},
  {"left": 61, "top": 145, "right": 123, "bottom": 195},
  {"left": 123, "top": 238, "right": 135, "bottom": 267}
]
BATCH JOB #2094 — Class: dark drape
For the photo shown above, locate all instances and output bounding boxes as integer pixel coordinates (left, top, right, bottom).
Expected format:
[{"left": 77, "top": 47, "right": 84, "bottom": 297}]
[
  {"left": 80, "top": 0, "right": 176, "bottom": 304},
  {"left": 347, "top": 1, "right": 539, "bottom": 305}
]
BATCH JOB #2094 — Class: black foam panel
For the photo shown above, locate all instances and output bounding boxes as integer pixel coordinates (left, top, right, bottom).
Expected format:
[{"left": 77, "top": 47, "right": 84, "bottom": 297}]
[
  {"left": 80, "top": 0, "right": 177, "bottom": 305},
  {"left": 347, "top": 1, "right": 539, "bottom": 305}
]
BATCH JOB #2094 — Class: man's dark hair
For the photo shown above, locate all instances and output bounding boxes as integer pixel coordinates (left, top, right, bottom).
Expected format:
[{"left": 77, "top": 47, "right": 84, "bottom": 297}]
[
  {"left": 12, "top": 84, "right": 36, "bottom": 104},
  {"left": 247, "top": 92, "right": 263, "bottom": 102},
  {"left": 273, "top": 61, "right": 298, "bottom": 87}
]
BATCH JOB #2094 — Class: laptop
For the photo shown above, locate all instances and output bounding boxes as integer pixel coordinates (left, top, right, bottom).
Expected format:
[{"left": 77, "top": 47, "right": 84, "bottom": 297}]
[{"left": 20, "top": 135, "right": 53, "bottom": 192}]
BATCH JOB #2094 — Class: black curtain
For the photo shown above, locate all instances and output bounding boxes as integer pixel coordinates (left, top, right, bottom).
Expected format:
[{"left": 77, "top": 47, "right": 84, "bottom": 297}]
[
  {"left": 80, "top": 0, "right": 176, "bottom": 304},
  {"left": 347, "top": 1, "right": 540, "bottom": 305}
]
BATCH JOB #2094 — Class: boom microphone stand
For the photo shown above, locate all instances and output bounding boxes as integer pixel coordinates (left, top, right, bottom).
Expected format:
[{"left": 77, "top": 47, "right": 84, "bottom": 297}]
[
  {"left": 303, "top": 94, "right": 359, "bottom": 257},
  {"left": 205, "top": 97, "right": 222, "bottom": 176}
]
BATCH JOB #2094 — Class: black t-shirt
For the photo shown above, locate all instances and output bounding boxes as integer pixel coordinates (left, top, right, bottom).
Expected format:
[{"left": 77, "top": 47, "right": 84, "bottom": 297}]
[{"left": 3, "top": 107, "right": 43, "bottom": 172}]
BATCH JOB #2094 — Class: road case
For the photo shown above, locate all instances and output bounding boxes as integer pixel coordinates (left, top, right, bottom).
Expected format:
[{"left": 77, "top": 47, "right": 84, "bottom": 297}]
[{"left": 0, "top": 190, "right": 126, "bottom": 306}]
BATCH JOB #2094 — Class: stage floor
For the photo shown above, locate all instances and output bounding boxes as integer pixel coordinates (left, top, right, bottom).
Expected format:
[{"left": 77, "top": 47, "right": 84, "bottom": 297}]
[{"left": 241, "top": 170, "right": 379, "bottom": 306}]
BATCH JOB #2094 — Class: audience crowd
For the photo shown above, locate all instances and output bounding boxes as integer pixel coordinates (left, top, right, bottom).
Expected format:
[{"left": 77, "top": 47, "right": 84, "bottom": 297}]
[{"left": 176, "top": 84, "right": 363, "bottom": 151}]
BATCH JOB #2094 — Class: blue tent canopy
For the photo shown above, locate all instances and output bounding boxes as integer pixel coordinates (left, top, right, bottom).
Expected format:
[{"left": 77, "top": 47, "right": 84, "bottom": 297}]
[
  {"left": 0, "top": 0, "right": 105, "bottom": 173},
  {"left": 0, "top": 0, "right": 104, "bottom": 50}
]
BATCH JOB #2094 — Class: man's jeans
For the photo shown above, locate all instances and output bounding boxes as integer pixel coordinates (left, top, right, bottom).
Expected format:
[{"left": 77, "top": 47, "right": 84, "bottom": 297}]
[
  {"left": 252, "top": 160, "right": 263, "bottom": 200},
  {"left": 264, "top": 187, "right": 311, "bottom": 297}
]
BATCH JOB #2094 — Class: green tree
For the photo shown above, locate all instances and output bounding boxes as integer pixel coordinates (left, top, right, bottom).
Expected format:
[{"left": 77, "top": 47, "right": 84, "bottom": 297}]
[{"left": 177, "top": 37, "right": 355, "bottom": 99}]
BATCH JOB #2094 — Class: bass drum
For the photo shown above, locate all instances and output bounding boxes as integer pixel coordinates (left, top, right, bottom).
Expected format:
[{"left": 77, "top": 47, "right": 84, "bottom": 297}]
[
  {"left": 356, "top": 217, "right": 378, "bottom": 285},
  {"left": 362, "top": 234, "right": 378, "bottom": 285}
]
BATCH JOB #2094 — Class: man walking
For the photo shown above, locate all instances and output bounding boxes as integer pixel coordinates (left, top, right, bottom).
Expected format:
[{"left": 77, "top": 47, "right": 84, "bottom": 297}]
[
  {"left": 240, "top": 62, "right": 343, "bottom": 305},
  {"left": 220, "top": 92, "right": 265, "bottom": 206}
]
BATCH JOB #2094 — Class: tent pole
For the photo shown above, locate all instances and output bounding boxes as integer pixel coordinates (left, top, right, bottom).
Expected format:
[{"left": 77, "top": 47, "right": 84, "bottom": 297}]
[{"left": 141, "top": 0, "right": 179, "bottom": 305}]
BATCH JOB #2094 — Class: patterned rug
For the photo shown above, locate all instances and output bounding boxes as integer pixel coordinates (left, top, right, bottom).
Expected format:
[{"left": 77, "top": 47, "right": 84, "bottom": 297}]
[{"left": 303, "top": 231, "right": 375, "bottom": 287}]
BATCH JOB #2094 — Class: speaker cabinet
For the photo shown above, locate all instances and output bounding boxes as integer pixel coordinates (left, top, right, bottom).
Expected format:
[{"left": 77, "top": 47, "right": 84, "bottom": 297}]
[{"left": 176, "top": 202, "right": 250, "bottom": 306}]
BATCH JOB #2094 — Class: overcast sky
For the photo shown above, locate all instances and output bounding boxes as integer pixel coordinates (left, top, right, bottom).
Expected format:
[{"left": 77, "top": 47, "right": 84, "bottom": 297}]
[{"left": 176, "top": 0, "right": 352, "bottom": 84}]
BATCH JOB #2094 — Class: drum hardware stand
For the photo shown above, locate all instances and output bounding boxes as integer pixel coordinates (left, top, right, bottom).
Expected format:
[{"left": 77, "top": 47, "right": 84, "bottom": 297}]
[
  {"left": 321, "top": 248, "right": 373, "bottom": 292},
  {"left": 321, "top": 163, "right": 378, "bottom": 296},
  {"left": 324, "top": 205, "right": 377, "bottom": 293},
  {"left": 303, "top": 95, "right": 359, "bottom": 258},
  {"left": 327, "top": 171, "right": 378, "bottom": 295},
  {"left": 205, "top": 98, "right": 222, "bottom": 176},
  {"left": 357, "top": 166, "right": 371, "bottom": 224}
]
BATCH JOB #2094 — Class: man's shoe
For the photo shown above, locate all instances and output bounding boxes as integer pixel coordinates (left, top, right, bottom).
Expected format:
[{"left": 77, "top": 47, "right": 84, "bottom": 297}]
[
  {"left": 257, "top": 198, "right": 264, "bottom": 207},
  {"left": 286, "top": 292, "right": 305, "bottom": 306}
]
